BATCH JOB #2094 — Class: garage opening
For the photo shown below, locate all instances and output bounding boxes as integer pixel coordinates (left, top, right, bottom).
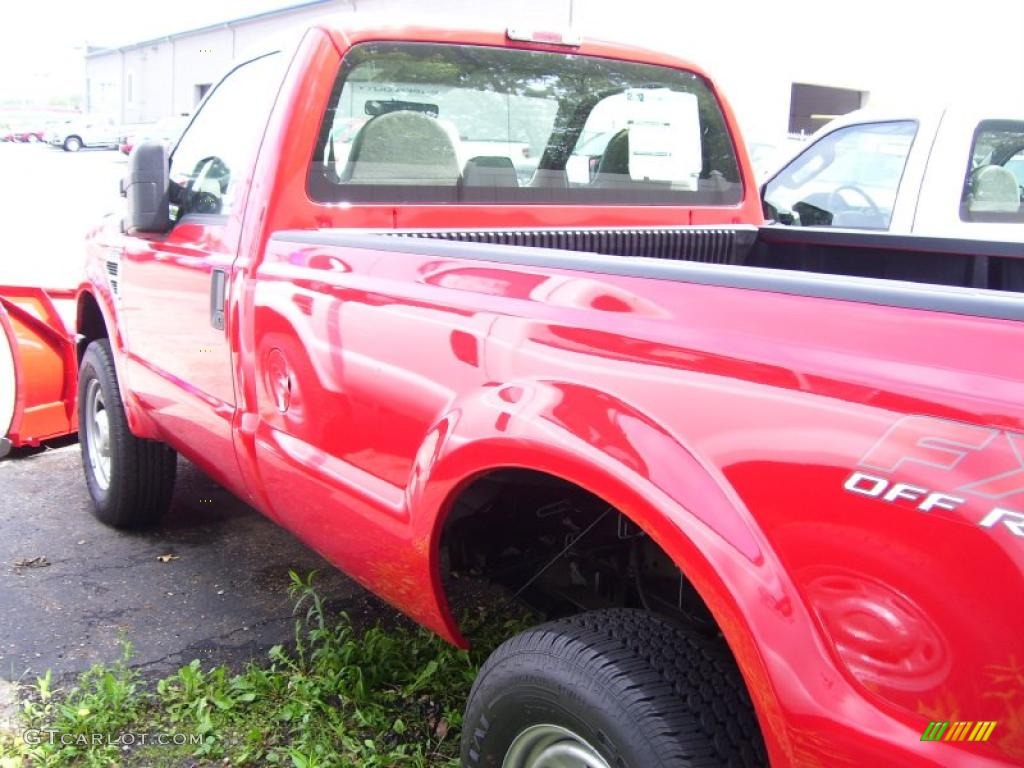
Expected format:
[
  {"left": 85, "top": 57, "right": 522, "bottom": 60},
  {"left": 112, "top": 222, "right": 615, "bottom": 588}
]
[{"left": 789, "top": 82, "right": 866, "bottom": 135}]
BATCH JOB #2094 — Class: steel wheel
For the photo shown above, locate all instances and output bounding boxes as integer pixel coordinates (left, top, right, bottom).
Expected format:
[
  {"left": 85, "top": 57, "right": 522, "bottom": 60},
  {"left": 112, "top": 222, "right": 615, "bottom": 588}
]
[
  {"left": 84, "top": 378, "right": 111, "bottom": 490},
  {"left": 78, "top": 339, "right": 177, "bottom": 528},
  {"left": 503, "top": 724, "right": 611, "bottom": 768}
]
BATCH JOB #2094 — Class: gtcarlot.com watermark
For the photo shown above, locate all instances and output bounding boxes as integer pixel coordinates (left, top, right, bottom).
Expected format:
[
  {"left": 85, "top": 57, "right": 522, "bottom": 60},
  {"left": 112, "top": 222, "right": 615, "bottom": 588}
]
[{"left": 23, "top": 729, "right": 204, "bottom": 747}]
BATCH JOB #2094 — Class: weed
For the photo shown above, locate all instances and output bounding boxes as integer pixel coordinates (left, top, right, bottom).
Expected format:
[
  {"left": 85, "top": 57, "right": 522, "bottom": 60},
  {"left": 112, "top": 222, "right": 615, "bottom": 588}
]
[{"left": 0, "top": 573, "right": 531, "bottom": 767}]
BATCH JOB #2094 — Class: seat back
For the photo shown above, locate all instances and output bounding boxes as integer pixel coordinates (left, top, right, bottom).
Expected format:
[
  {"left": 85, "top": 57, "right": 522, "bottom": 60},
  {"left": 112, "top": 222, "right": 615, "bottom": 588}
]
[
  {"left": 463, "top": 156, "right": 519, "bottom": 188},
  {"left": 596, "top": 129, "right": 630, "bottom": 178},
  {"left": 343, "top": 111, "right": 461, "bottom": 185},
  {"left": 967, "top": 164, "right": 1020, "bottom": 213}
]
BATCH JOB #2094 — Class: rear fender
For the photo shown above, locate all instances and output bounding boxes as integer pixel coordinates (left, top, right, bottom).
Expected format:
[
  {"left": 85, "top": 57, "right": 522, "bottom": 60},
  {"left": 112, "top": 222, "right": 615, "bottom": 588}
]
[
  {"left": 0, "top": 286, "right": 77, "bottom": 453},
  {"left": 408, "top": 379, "right": 795, "bottom": 758},
  {"left": 411, "top": 380, "right": 961, "bottom": 764}
]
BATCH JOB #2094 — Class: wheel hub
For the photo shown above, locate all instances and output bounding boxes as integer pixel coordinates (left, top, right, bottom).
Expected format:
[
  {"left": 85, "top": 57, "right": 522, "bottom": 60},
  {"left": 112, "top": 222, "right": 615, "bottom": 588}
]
[
  {"left": 85, "top": 379, "right": 111, "bottom": 490},
  {"left": 502, "top": 724, "right": 611, "bottom": 768}
]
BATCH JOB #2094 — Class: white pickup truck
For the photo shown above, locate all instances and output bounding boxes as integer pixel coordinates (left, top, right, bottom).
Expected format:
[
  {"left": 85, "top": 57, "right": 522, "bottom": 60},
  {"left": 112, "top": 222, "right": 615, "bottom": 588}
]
[
  {"left": 46, "top": 116, "right": 121, "bottom": 152},
  {"left": 762, "top": 103, "right": 1024, "bottom": 243}
]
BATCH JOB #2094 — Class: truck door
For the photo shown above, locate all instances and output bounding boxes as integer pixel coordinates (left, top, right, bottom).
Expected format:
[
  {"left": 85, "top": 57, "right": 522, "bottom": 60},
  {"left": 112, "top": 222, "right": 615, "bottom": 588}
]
[{"left": 118, "top": 52, "right": 285, "bottom": 490}]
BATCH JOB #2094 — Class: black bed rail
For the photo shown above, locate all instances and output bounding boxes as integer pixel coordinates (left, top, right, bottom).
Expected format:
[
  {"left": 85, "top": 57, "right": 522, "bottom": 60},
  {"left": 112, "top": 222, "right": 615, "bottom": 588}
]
[{"left": 389, "top": 226, "right": 758, "bottom": 266}]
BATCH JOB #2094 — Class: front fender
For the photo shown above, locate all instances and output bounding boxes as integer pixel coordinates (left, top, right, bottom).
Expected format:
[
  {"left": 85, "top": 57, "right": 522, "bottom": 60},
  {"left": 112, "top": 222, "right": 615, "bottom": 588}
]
[{"left": 77, "top": 264, "right": 160, "bottom": 441}]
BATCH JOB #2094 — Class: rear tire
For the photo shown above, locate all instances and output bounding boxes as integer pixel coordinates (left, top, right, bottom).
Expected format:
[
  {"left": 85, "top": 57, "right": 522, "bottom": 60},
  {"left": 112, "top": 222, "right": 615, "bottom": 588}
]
[
  {"left": 78, "top": 339, "right": 176, "bottom": 528},
  {"left": 462, "top": 609, "right": 767, "bottom": 768},
  {"left": 63, "top": 136, "right": 82, "bottom": 152}
]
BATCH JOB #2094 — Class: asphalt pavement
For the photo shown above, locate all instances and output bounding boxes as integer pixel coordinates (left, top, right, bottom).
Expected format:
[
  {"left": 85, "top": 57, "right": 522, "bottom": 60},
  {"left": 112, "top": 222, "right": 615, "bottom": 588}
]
[
  {"left": 0, "top": 441, "right": 371, "bottom": 683},
  {"left": 0, "top": 141, "right": 372, "bottom": 684}
]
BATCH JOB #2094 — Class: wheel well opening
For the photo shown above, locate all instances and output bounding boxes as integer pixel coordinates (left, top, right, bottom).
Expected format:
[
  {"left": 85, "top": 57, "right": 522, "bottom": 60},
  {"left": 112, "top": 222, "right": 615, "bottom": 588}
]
[
  {"left": 440, "top": 469, "right": 719, "bottom": 640},
  {"left": 77, "top": 292, "right": 107, "bottom": 364}
]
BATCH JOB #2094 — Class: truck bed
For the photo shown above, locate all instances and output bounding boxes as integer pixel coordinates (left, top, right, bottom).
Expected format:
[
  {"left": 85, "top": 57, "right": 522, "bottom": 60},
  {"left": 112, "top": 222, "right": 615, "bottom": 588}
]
[{"left": 276, "top": 226, "right": 1024, "bottom": 321}]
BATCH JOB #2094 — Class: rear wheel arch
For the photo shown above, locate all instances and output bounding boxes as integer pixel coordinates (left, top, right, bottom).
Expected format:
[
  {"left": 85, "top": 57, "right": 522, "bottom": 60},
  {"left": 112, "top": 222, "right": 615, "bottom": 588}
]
[
  {"left": 432, "top": 460, "right": 774, "bottom": 765},
  {"left": 416, "top": 382, "right": 774, "bottom": 654},
  {"left": 409, "top": 383, "right": 798, "bottom": 760},
  {"left": 426, "top": 450, "right": 784, "bottom": 750}
]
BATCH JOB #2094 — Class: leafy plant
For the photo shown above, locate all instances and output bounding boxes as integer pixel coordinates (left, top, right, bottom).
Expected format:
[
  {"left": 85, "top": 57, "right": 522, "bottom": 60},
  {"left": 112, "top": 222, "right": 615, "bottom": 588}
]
[{"left": 0, "top": 573, "right": 532, "bottom": 767}]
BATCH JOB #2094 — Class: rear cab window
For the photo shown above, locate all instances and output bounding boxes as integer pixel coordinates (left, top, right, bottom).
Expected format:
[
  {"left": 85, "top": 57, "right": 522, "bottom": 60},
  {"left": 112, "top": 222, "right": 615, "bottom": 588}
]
[
  {"left": 960, "top": 119, "right": 1024, "bottom": 223},
  {"left": 307, "top": 42, "right": 742, "bottom": 206}
]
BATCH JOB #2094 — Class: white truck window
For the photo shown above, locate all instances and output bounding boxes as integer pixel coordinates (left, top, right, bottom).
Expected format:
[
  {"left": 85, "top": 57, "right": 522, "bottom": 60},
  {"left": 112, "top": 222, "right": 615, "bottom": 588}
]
[
  {"left": 961, "top": 120, "right": 1024, "bottom": 223},
  {"left": 169, "top": 52, "right": 285, "bottom": 220},
  {"left": 763, "top": 121, "right": 916, "bottom": 230}
]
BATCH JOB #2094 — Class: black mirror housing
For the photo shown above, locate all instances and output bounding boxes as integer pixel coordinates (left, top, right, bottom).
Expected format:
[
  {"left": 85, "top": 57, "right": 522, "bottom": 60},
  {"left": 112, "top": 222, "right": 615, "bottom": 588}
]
[{"left": 124, "top": 141, "right": 171, "bottom": 234}]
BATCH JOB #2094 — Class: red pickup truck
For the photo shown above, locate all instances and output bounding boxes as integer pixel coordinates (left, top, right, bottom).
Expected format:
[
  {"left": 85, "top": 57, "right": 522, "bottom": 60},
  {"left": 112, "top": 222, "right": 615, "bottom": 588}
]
[{"left": 6, "top": 23, "right": 1024, "bottom": 767}]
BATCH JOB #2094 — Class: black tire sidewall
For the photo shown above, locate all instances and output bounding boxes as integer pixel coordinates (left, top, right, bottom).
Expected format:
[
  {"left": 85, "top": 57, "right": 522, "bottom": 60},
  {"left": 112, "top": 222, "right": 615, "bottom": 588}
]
[
  {"left": 78, "top": 340, "right": 128, "bottom": 524},
  {"left": 464, "top": 650, "right": 654, "bottom": 768}
]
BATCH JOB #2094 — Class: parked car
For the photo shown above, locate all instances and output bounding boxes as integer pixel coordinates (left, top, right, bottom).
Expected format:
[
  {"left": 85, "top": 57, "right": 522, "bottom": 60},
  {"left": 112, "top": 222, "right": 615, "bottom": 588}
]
[
  {"left": 762, "top": 103, "right": 1024, "bottom": 242},
  {"left": 46, "top": 116, "right": 121, "bottom": 152},
  {"left": 119, "top": 115, "right": 190, "bottom": 155},
  {"left": 1, "top": 126, "right": 43, "bottom": 143},
  {"left": 11, "top": 129, "right": 44, "bottom": 143},
  {"left": 3, "top": 24, "right": 1022, "bottom": 768}
]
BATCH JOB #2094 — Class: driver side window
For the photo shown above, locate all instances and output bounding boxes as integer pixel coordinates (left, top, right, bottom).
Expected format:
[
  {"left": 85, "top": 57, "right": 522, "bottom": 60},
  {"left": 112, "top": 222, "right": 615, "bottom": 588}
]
[
  {"left": 763, "top": 121, "right": 916, "bottom": 230},
  {"left": 169, "top": 52, "right": 284, "bottom": 221}
]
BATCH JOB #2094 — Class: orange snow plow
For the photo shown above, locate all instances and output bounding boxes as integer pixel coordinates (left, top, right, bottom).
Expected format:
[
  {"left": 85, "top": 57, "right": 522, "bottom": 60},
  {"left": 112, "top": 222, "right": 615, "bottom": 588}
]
[{"left": 0, "top": 286, "right": 77, "bottom": 457}]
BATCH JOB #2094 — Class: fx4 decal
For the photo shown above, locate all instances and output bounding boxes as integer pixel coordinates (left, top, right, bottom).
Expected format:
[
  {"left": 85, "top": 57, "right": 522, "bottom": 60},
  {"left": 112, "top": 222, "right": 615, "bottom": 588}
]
[{"left": 843, "top": 415, "right": 1024, "bottom": 538}]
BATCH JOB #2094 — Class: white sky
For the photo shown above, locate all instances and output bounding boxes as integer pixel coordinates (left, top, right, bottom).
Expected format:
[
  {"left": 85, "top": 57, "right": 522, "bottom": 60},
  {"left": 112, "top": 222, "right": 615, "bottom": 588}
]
[{"left": 2, "top": 0, "right": 1022, "bottom": 113}]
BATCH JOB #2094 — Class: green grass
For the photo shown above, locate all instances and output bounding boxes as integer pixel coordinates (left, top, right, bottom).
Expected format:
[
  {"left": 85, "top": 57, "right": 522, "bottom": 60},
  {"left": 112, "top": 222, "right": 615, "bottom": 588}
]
[{"left": 0, "top": 573, "right": 531, "bottom": 768}]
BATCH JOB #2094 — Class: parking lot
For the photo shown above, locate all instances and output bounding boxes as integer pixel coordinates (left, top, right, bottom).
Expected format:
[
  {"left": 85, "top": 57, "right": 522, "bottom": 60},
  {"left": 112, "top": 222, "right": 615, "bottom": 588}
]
[{"left": 0, "top": 142, "right": 367, "bottom": 683}]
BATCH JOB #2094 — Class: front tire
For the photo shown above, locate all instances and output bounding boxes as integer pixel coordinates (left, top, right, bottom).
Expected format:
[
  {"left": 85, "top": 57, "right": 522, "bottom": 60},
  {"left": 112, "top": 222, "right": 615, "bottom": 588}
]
[
  {"left": 462, "top": 609, "right": 767, "bottom": 768},
  {"left": 79, "top": 339, "right": 176, "bottom": 528},
  {"left": 63, "top": 136, "right": 82, "bottom": 152}
]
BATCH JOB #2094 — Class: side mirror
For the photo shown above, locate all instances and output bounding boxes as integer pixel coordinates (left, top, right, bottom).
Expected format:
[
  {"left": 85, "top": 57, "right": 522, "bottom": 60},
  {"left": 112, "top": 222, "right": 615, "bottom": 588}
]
[{"left": 123, "top": 141, "right": 171, "bottom": 234}]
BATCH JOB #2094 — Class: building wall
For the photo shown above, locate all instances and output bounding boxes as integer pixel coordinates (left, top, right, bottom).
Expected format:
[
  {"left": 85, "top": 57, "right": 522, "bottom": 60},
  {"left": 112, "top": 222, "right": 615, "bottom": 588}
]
[
  {"left": 572, "top": 0, "right": 1024, "bottom": 148},
  {"left": 86, "top": 0, "right": 1024, "bottom": 143},
  {"left": 84, "top": 54, "right": 121, "bottom": 120},
  {"left": 84, "top": 0, "right": 574, "bottom": 125},
  {"left": 170, "top": 28, "right": 235, "bottom": 117}
]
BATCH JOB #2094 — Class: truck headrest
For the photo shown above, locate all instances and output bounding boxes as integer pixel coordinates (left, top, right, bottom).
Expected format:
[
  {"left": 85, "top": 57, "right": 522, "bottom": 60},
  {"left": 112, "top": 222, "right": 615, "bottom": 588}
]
[
  {"left": 968, "top": 164, "right": 1020, "bottom": 213},
  {"left": 343, "top": 111, "right": 461, "bottom": 186}
]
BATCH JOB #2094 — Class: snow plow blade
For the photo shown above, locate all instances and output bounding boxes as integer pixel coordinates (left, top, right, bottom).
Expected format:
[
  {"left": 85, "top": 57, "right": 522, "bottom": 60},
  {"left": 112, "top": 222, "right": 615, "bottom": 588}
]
[{"left": 0, "top": 286, "right": 77, "bottom": 457}]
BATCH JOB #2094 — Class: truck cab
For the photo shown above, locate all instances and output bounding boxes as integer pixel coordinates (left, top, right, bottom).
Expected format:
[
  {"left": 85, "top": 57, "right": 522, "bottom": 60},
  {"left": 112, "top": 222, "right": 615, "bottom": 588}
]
[{"left": 762, "top": 103, "right": 1024, "bottom": 243}]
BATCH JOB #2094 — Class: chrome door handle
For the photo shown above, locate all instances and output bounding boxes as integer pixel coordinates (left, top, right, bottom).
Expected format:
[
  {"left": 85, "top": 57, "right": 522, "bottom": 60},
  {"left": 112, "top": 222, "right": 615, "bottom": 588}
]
[{"left": 210, "top": 268, "right": 226, "bottom": 331}]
